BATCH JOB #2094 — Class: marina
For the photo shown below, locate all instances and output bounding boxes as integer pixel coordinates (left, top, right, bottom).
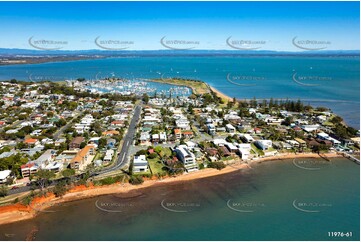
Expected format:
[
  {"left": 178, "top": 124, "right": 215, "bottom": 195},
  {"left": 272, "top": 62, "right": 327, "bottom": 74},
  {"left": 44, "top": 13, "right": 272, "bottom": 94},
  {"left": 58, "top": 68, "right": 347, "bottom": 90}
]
[{"left": 67, "top": 78, "right": 191, "bottom": 97}]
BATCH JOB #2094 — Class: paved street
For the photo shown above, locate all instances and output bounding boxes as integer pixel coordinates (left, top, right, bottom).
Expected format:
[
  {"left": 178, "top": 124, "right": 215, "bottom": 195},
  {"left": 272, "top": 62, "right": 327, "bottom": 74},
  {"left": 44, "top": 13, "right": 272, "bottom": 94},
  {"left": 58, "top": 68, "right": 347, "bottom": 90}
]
[
  {"left": 97, "top": 105, "right": 142, "bottom": 174},
  {"left": 53, "top": 111, "right": 83, "bottom": 140}
]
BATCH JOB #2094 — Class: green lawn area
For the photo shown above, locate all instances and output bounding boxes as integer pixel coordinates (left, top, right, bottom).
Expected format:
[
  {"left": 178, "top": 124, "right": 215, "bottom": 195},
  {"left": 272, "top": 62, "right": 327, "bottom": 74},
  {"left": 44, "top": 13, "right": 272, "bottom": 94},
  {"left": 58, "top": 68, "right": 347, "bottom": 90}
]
[
  {"left": 148, "top": 158, "right": 165, "bottom": 175},
  {"left": 323, "top": 121, "right": 334, "bottom": 127},
  {"left": 158, "top": 147, "right": 172, "bottom": 157},
  {"left": 134, "top": 170, "right": 151, "bottom": 176},
  {"left": 221, "top": 156, "right": 234, "bottom": 161},
  {"left": 147, "top": 147, "right": 171, "bottom": 175},
  {"left": 251, "top": 143, "right": 265, "bottom": 156}
]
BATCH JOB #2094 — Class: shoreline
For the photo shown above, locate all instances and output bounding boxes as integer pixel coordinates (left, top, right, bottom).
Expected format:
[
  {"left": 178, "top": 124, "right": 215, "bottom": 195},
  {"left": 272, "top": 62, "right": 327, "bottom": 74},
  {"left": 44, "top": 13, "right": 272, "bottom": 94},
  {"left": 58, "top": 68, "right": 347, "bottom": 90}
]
[
  {"left": 0, "top": 152, "right": 343, "bottom": 226},
  {"left": 149, "top": 78, "right": 210, "bottom": 95},
  {"left": 209, "top": 86, "right": 233, "bottom": 102}
]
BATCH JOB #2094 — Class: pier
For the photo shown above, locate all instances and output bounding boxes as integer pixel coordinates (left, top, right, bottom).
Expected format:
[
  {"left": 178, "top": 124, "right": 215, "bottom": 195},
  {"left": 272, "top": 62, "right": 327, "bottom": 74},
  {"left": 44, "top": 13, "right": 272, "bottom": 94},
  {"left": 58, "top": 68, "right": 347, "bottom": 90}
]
[{"left": 338, "top": 152, "right": 360, "bottom": 165}]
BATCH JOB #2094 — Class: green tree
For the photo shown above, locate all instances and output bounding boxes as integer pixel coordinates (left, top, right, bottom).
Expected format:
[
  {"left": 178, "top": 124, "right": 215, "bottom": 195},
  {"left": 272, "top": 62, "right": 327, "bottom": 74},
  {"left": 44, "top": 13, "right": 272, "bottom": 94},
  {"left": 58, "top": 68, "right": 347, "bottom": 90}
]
[
  {"left": 0, "top": 185, "right": 8, "bottom": 197},
  {"left": 142, "top": 93, "right": 149, "bottom": 104},
  {"left": 61, "top": 169, "right": 75, "bottom": 178},
  {"left": 98, "top": 138, "right": 107, "bottom": 149},
  {"left": 36, "top": 169, "right": 55, "bottom": 190},
  {"left": 52, "top": 181, "right": 68, "bottom": 197},
  {"left": 154, "top": 146, "right": 163, "bottom": 154},
  {"left": 80, "top": 141, "right": 87, "bottom": 149}
]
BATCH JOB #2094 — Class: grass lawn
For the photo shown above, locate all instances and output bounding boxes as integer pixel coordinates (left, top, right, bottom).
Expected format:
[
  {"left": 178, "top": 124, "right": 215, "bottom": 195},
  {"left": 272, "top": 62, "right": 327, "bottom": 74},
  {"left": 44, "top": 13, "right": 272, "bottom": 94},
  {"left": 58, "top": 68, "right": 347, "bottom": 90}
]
[
  {"left": 323, "top": 121, "right": 334, "bottom": 127},
  {"left": 251, "top": 143, "right": 265, "bottom": 156},
  {"left": 148, "top": 158, "right": 166, "bottom": 175},
  {"left": 134, "top": 170, "right": 151, "bottom": 176},
  {"left": 151, "top": 78, "right": 210, "bottom": 94},
  {"left": 221, "top": 156, "right": 234, "bottom": 161},
  {"left": 158, "top": 147, "right": 172, "bottom": 157}
]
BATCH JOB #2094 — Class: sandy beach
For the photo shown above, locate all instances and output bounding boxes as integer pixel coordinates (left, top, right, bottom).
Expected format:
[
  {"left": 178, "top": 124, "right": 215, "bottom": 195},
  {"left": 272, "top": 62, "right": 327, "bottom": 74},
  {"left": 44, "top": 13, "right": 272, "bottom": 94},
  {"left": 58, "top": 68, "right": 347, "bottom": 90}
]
[
  {"left": 210, "top": 86, "right": 234, "bottom": 102},
  {"left": 0, "top": 152, "right": 342, "bottom": 226}
]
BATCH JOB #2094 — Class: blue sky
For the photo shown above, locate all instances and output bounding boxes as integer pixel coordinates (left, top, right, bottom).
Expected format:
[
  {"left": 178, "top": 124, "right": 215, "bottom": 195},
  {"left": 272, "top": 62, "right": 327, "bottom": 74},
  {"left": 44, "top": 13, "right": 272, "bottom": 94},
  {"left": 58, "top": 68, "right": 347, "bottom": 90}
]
[{"left": 0, "top": 1, "right": 359, "bottom": 51}]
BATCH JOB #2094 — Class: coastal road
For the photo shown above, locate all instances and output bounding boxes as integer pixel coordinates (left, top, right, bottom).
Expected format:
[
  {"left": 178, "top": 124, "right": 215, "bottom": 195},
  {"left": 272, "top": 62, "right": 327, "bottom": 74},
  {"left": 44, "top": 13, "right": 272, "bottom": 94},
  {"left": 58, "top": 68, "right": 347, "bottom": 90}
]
[{"left": 97, "top": 105, "right": 142, "bottom": 175}]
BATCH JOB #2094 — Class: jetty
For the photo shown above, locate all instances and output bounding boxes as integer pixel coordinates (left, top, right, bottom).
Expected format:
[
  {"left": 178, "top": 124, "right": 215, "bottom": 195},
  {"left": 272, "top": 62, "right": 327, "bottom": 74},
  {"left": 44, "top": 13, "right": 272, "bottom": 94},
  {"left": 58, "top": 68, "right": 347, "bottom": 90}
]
[{"left": 338, "top": 152, "right": 360, "bottom": 165}]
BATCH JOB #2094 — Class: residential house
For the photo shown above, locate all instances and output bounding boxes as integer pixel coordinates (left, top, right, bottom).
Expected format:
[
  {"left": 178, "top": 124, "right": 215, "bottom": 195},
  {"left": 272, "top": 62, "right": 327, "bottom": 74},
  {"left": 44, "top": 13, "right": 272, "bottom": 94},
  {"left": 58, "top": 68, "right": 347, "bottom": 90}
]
[
  {"left": 301, "top": 125, "right": 320, "bottom": 132},
  {"left": 286, "top": 140, "right": 299, "bottom": 148},
  {"left": 24, "top": 138, "right": 39, "bottom": 147},
  {"left": 219, "top": 146, "right": 231, "bottom": 157},
  {"left": 54, "top": 150, "right": 78, "bottom": 167},
  {"left": 225, "top": 143, "right": 238, "bottom": 154},
  {"left": 175, "top": 145, "right": 198, "bottom": 171},
  {"left": 152, "top": 134, "right": 160, "bottom": 143},
  {"left": 205, "top": 148, "right": 218, "bottom": 161},
  {"left": 102, "top": 130, "right": 120, "bottom": 136},
  {"left": 69, "top": 137, "right": 85, "bottom": 149},
  {"left": 182, "top": 131, "right": 194, "bottom": 139},
  {"left": 0, "top": 170, "right": 11, "bottom": 184},
  {"left": 21, "top": 163, "right": 38, "bottom": 177},
  {"left": 317, "top": 132, "right": 341, "bottom": 146},
  {"left": 32, "top": 149, "right": 57, "bottom": 168},
  {"left": 207, "top": 124, "right": 216, "bottom": 135},
  {"left": 159, "top": 132, "right": 167, "bottom": 143},
  {"left": 212, "top": 138, "right": 227, "bottom": 147},
  {"left": 174, "top": 128, "right": 182, "bottom": 139},
  {"left": 294, "top": 138, "right": 307, "bottom": 148},
  {"left": 111, "top": 120, "right": 125, "bottom": 127},
  {"left": 226, "top": 124, "right": 236, "bottom": 134},
  {"left": 70, "top": 144, "right": 96, "bottom": 170},
  {"left": 255, "top": 140, "right": 273, "bottom": 150},
  {"left": 240, "top": 134, "right": 254, "bottom": 143},
  {"left": 185, "top": 141, "right": 196, "bottom": 150},
  {"left": 54, "top": 138, "right": 66, "bottom": 147},
  {"left": 140, "top": 132, "right": 151, "bottom": 145},
  {"left": 133, "top": 155, "right": 149, "bottom": 173},
  {"left": 103, "top": 149, "right": 115, "bottom": 164},
  {"left": 175, "top": 118, "right": 190, "bottom": 130}
]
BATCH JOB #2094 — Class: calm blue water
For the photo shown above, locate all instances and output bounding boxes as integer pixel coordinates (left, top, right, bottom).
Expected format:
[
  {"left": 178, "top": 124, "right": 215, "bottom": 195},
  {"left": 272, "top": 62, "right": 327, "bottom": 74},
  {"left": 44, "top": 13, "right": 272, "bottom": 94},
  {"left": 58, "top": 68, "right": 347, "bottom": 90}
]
[
  {"left": 0, "top": 56, "right": 359, "bottom": 128},
  {"left": 0, "top": 158, "right": 359, "bottom": 241}
]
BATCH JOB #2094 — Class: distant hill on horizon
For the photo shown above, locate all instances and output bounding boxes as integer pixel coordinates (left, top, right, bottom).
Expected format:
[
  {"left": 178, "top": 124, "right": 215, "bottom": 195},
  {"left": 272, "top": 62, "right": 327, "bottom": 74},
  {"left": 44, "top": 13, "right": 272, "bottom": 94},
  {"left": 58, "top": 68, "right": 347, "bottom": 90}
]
[{"left": 0, "top": 48, "right": 359, "bottom": 57}]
